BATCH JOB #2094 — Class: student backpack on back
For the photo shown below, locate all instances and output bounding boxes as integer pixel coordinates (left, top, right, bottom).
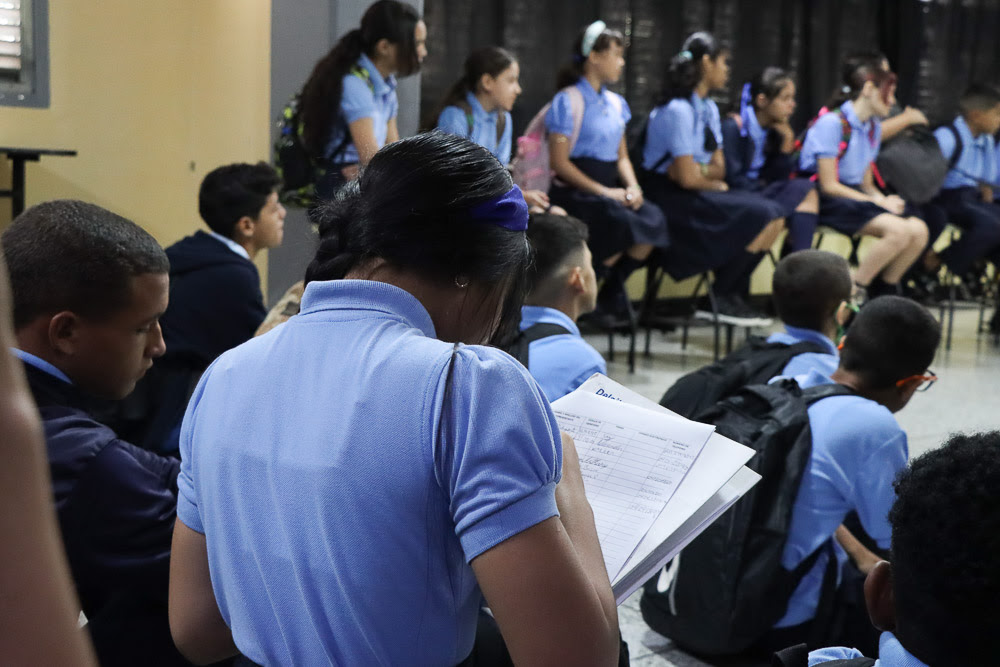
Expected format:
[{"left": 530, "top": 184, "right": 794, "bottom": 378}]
[
  {"left": 274, "top": 66, "right": 374, "bottom": 208},
  {"left": 641, "top": 379, "right": 853, "bottom": 656},
  {"left": 772, "top": 643, "right": 876, "bottom": 667},
  {"left": 510, "top": 86, "right": 587, "bottom": 193},
  {"left": 659, "top": 336, "right": 828, "bottom": 419}
]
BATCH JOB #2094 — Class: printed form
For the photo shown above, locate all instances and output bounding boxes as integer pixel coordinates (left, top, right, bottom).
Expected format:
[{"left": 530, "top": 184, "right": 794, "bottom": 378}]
[{"left": 552, "top": 391, "right": 715, "bottom": 581}]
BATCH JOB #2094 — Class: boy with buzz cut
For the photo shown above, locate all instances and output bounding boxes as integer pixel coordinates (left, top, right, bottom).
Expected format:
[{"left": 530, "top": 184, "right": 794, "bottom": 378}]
[
  {"left": 1, "top": 200, "right": 193, "bottom": 666},
  {"left": 512, "top": 212, "right": 606, "bottom": 401},
  {"left": 920, "top": 83, "right": 1000, "bottom": 289},
  {"left": 124, "top": 162, "right": 286, "bottom": 453},
  {"left": 804, "top": 431, "right": 1000, "bottom": 666}
]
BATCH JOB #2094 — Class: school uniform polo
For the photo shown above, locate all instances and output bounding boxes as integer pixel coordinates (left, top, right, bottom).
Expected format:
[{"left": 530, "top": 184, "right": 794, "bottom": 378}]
[
  {"left": 799, "top": 101, "right": 882, "bottom": 186},
  {"left": 519, "top": 305, "right": 607, "bottom": 402},
  {"left": 766, "top": 325, "right": 839, "bottom": 379},
  {"left": 774, "top": 369, "right": 906, "bottom": 629},
  {"left": 545, "top": 77, "right": 630, "bottom": 161},
  {"left": 809, "top": 631, "right": 929, "bottom": 666},
  {"left": 437, "top": 91, "right": 513, "bottom": 165},
  {"left": 935, "top": 115, "right": 998, "bottom": 190},
  {"left": 643, "top": 93, "right": 722, "bottom": 173},
  {"left": 743, "top": 108, "right": 769, "bottom": 181},
  {"left": 326, "top": 53, "right": 398, "bottom": 164},
  {"left": 177, "top": 279, "right": 562, "bottom": 666}
]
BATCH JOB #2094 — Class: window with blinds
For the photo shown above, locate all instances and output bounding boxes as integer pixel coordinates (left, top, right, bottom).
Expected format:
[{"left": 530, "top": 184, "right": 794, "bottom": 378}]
[{"left": 0, "top": 0, "right": 22, "bottom": 79}]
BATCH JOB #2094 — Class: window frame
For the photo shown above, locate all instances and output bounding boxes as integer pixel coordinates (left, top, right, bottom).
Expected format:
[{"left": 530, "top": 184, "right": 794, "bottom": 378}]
[{"left": 0, "top": 0, "right": 49, "bottom": 108}]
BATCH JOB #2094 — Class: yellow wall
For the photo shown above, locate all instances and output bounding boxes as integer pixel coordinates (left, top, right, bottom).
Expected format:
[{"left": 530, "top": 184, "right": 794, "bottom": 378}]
[{"left": 0, "top": 1, "right": 272, "bottom": 282}]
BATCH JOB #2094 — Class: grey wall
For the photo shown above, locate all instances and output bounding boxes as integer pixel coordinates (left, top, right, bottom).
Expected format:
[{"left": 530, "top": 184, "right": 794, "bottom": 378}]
[{"left": 267, "top": 0, "right": 423, "bottom": 304}]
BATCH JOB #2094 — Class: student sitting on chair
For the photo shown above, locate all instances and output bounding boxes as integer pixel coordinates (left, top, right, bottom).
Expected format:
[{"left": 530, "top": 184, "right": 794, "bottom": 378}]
[
  {"left": 511, "top": 212, "right": 605, "bottom": 402},
  {"left": 918, "top": 83, "right": 1000, "bottom": 292},
  {"left": 802, "top": 431, "right": 1000, "bottom": 666},
  {"left": 760, "top": 296, "right": 940, "bottom": 658},
  {"left": 1, "top": 201, "right": 192, "bottom": 667}
]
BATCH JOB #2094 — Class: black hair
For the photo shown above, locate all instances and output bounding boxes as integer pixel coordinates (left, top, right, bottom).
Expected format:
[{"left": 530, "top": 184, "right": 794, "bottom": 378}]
[
  {"left": 198, "top": 162, "right": 282, "bottom": 238},
  {"left": 958, "top": 82, "right": 1000, "bottom": 114},
  {"left": 771, "top": 250, "right": 851, "bottom": 331},
  {"left": 839, "top": 295, "right": 940, "bottom": 389},
  {"left": 889, "top": 431, "right": 1000, "bottom": 666},
  {"left": 299, "top": 0, "right": 421, "bottom": 155},
  {"left": 525, "top": 212, "right": 589, "bottom": 298},
  {"left": 748, "top": 67, "right": 794, "bottom": 110},
  {"left": 555, "top": 23, "right": 625, "bottom": 91},
  {"left": 826, "top": 53, "right": 896, "bottom": 109},
  {"left": 2, "top": 200, "right": 169, "bottom": 329},
  {"left": 659, "top": 31, "right": 728, "bottom": 103},
  {"left": 305, "top": 132, "right": 530, "bottom": 345}
]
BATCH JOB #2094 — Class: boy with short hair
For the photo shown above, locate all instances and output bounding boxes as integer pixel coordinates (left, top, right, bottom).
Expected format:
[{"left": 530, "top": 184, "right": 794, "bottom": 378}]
[
  {"left": 513, "top": 213, "right": 605, "bottom": 401},
  {"left": 806, "top": 431, "right": 1000, "bottom": 666},
  {"left": 765, "top": 296, "right": 941, "bottom": 656},
  {"left": 922, "top": 84, "right": 1000, "bottom": 288},
  {"left": 2, "top": 200, "right": 189, "bottom": 666}
]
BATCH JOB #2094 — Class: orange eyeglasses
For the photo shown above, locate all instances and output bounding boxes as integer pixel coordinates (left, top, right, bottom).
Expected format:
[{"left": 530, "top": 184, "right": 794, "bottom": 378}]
[{"left": 895, "top": 370, "right": 938, "bottom": 392}]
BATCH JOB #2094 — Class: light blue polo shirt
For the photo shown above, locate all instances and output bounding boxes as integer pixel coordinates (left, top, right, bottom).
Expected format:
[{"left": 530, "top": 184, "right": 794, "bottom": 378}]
[
  {"left": 545, "top": 78, "right": 630, "bottom": 161},
  {"left": 10, "top": 348, "right": 72, "bottom": 384},
  {"left": 935, "top": 114, "right": 998, "bottom": 190},
  {"left": 519, "top": 305, "right": 607, "bottom": 402},
  {"left": 773, "top": 369, "right": 906, "bottom": 629},
  {"left": 744, "top": 109, "right": 769, "bottom": 181},
  {"left": 643, "top": 93, "right": 722, "bottom": 173},
  {"left": 437, "top": 91, "right": 514, "bottom": 165},
  {"left": 799, "top": 101, "right": 882, "bottom": 186},
  {"left": 809, "top": 631, "right": 929, "bottom": 666},
  {"left": 177, "top": 280, "right": 561, "bottom": 666},
  {"left": 766, "top": 325, "right": 839, "bottom": 379},
  {"left": 326, "top": 53, "right": 399, "bottom": 164}
]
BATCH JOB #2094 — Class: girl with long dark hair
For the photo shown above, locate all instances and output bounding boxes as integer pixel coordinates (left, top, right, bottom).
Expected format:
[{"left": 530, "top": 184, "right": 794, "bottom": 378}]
[
  {"left": 298, "top": 0, "right": 427, "bottom": 199},
  {"left": 641, "top": 32, "right": 786, "bottom": 321},
  {"left": 168, "top": 133, "right": 620, "bottom": 666}
]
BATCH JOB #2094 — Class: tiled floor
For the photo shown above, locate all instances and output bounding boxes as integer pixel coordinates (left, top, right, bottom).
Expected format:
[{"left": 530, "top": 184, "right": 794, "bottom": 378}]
[{"left": 584, "top": 305, "right": 1000, "bottom": 665}]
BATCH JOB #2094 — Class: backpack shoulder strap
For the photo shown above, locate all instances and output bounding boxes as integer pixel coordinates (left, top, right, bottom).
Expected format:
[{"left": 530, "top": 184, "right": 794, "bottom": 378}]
[
  {"left": 801, "top": 382, "right": 855, "bottom": 406},
  {"left": 508, "top": 322, "right": 572, "bottom": 367},
  {"left": 771, "top": 643, "right": 809, "bottom": 667},
  {"left": 836, "top": 110, "right": 853, "bottom": 161},
  {"left": 565, "top": 85, "right": 586, "bottom": 156},
  {"left": 349, "top": 65, "right": 375, "bottom": 93},
  {"left": 454, "top": 98, "right": 475, "bottom": 138},
  {"left": 946, "top": 121, "right": 964, "bottom": 171},
  {"left": 496, "top": 111, "right": 507, "bottom": 145}
]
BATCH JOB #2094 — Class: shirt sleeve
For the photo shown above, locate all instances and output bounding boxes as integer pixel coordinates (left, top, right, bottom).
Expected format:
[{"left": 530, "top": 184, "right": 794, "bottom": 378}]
[
  {"left": 436, "top": 105, "right": 470, "bottom": 138},
  {"left": 388, "top": 89, "right": 398, "bottom": 121},
  {"left": 934, "top": 125, "right": 958, "bottom": 161},
  {"left": 618, "top": 94, "right": 632, "bottom": 126},
  {"left": 853, "top": 429, "right": 908, "bottom": 549},
  {"left": 340, "top": 72, "right": 377, "bottom": 124},
  {"left": 808, "top": 646, "right": 865, "bottom": 665},
  {"left": 804, "top": 113, "right": 844, "bottom": 160},
  {"left": 655, "top": 101, "right": 697, "bottom": 158},
  {"left": 176, "top": 368, "right": 215, "bottom": 534},
  {"left": 497, "top": 111, "right": 514, "bottom": 165},
  {"left": 545, "top": 90, "right": 574, "bottom": 136},
  {"left": 433, "top": 346, "right": 562, "bottom": 562}
]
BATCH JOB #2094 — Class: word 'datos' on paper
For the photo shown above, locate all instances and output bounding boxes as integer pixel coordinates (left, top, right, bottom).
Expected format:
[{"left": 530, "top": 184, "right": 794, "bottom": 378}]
[{"left": 551, "top": 391, "right": 714, "bottom": 580}]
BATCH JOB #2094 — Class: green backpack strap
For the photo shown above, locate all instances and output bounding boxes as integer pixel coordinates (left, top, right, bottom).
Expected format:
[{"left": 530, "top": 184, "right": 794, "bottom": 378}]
[
  {"left": 349, "top": 65, "right": 375, "bottom": 93},
  {"left": 454, "top": 99, "right": 476, "bottom": 137}
]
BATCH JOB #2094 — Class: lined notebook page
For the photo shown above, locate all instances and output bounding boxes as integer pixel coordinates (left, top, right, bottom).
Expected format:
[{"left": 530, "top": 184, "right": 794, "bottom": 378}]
[{"left": 551, "top": 391, "right": 714, "bottom": 581}]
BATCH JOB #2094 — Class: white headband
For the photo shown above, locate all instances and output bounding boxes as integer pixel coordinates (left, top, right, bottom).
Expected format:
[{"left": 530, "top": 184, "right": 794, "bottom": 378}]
[{"left": 581, "top": 20, "right": 607, "bottom": 57}]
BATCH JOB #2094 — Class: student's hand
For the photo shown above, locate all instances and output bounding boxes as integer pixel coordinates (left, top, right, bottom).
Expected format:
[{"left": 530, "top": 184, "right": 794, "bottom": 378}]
[
  {"left": 547, "top": 205, "right": 568, "bottom": 216},
  {"left": 980, "top": 184, "right": 995, "bottom": 204},
  {"left": 602, "top": 187, "right": 630, "bottom": 207},
  {"left": 714, "top": 181, "right": 730, "bottom": 193},
  {"left": 773, "top": 121, "right": 797, "bottom": 153},
  {"left": 902, "top": 106, "right": 929, "bottom": 127},
  {"left": 625, "top": 185, "right": 644, "bottom": 210},
  {"left": 522, "top": 189, "right": 551, "bottom": 211},
  {"left": 880, "top": 194, "right": 906, "bottom": 215},
  {"left": 339, "top": 164, "right": 360, "bottom": 182}
]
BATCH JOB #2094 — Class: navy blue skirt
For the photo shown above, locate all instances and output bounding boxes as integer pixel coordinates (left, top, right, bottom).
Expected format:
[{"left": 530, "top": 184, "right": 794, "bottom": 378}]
[
  {"left": 758, "top": 178, "right": 815, "bottom": 217},
  {"left": 643, "top": 175, "right": 785, "bottom": 280},
  {"left": 549, "top": 158, "right": 669, "bottom": 265},
  {"left": 817, "top": 192, "right": 903, "bottom": 236}
]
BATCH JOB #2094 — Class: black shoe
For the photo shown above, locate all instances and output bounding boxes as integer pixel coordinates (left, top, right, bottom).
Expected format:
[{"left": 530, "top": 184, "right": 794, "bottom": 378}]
[
  {"left": 695, "top": 294, "right": 772, "bottom": 326},
  {"left": 593, "top": 278, "right": 635, "bottom": 329}
]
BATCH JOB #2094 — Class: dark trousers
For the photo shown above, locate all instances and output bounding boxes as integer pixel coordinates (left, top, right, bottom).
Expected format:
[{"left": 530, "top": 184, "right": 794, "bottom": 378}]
[{"left": 924, "top": 188, "right": 1000, "bottom": 275}]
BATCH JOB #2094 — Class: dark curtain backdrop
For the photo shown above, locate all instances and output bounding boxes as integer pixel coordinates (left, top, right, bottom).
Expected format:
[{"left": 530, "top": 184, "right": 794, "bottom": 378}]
[{"left": 420, "top": 0, "right": 1000, "bottom": 137}]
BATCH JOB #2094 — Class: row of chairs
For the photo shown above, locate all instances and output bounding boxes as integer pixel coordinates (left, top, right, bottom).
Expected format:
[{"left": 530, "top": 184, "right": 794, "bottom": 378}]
[{"left": 596, "top": 225, "right": 1000, "bottom": 373}]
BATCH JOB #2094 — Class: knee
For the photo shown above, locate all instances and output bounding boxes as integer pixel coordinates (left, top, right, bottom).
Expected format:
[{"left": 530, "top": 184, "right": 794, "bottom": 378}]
[
  {"left": 799, "top": 188, "right": 820, "bottom": 213},
  {"left": 908, "top": 218, "right": 929, "bottom": 245}
]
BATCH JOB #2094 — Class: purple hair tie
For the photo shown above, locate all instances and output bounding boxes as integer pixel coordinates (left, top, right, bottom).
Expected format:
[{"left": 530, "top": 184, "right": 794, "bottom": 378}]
[
  {"left": 739, "top": 82, "right": 754, "bottom": 137},
  {"left": 469, "top": 184, "right": 529, "bottom": 232}
]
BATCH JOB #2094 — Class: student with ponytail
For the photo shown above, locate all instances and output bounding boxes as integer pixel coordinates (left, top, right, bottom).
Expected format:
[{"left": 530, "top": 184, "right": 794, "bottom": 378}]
[
  {"left": 641, "top": 32, "right": 785, "bottom": 321},
  {"left": 436, "top": 47, "right": 557, "bottom": 213},
  {"left": 168, "top": 133, "right": 620, "bottom": 667},
  {"left": 297, "top": 0, "right": 427, "bottom": 199},
  {"left": 722, "top": 67, "right": 821, "bottom": 254},
  {"left": 544, "top": 21, "right": 669, "bottom": 322},
  {"left": 798, "top": 56, "right": 929, "bottom": 303}
]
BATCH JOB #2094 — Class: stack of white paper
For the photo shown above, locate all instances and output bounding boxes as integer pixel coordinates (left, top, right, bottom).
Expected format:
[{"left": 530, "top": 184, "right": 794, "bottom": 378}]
[{"left": 551, "top": 374, "right": 760, "bottom": 605}]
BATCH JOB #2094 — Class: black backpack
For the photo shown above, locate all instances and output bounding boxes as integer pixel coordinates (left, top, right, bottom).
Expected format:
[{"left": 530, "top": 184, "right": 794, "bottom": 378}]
[
  {"left": 507, "top": 322, "right": 570, "bottom": 367},
  {"left": 659, "top": 336, "right": 828, "bottom": 419},
  {"left": 772, "top": 643, "right": 876, "bottom": 667},
  {"left": 875, "top": 122, "right": 961, "bottom": 204},
  {"left": 274, "top": 66, "right": 374, "bottom": 208},
  {"left": 641, "top": 379, "right": 854, "bottom": 656}
]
